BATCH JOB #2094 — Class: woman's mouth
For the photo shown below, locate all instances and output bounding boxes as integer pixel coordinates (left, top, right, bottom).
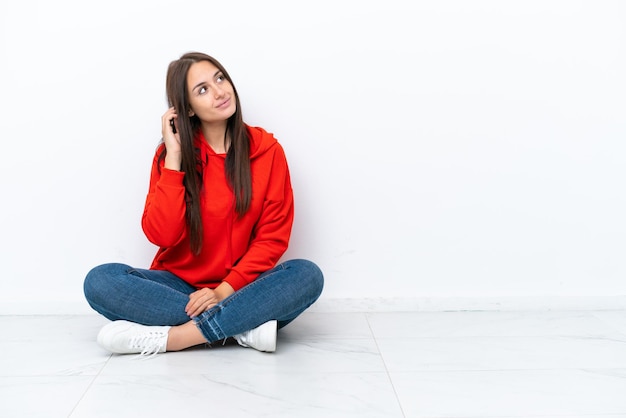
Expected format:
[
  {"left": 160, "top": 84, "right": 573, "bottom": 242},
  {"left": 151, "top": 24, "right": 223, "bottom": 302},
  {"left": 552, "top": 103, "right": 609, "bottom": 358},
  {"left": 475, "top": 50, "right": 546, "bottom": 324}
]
[{"left": 216, "top": 98, "right": 230, "bottom": 109}]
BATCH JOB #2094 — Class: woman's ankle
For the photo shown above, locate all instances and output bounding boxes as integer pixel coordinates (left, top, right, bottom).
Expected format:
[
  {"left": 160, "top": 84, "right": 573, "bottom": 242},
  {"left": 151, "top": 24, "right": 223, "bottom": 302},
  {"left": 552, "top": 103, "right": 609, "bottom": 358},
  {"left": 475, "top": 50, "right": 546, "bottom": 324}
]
[{"left": 166, "top": 321, "right": 207, "bottom": 351}]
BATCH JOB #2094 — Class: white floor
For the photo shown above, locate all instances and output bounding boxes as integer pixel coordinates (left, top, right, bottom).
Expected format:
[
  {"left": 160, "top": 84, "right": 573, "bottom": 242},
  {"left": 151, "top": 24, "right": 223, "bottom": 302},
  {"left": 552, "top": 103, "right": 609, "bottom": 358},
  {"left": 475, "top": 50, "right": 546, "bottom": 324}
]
[{"left": 1, "top": 311, "right": 626, "bottom": 417}]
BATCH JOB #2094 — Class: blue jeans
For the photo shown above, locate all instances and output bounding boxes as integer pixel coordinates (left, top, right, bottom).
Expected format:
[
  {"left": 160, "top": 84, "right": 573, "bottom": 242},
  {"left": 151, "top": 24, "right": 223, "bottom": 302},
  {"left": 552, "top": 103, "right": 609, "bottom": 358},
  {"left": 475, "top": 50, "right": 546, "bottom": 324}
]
[{"left": 83, "top": 259, "right": 323, "bottom": 343}]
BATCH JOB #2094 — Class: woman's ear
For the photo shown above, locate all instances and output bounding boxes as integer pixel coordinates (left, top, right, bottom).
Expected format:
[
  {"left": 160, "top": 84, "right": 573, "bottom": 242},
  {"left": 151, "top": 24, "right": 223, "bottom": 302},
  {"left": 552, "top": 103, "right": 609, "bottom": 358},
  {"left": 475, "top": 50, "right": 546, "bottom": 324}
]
[{"left": 188, "top": 109, "right": 195, "bottom": 117}]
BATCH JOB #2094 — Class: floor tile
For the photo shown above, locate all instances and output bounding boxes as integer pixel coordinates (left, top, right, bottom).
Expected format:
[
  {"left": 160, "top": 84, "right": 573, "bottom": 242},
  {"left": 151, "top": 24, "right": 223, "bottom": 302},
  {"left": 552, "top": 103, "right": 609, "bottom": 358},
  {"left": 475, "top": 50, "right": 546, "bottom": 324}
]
[
  {"left": 70, "top": 372, "right": 404, "bottom": 418},
  {"left": 367, "top": 311, "right": 623, "bottom": 339},
  {"left": 280, "top": 312, "right": 373, "bottom": 340},
  {"left": 0, "top": 376, "right": 94, "bottom": 418},
  {"left": 594, "top": 311, "right": 626, "bottom": 336},
  {"left": 0, "top": 340, "right": 110, "bottom": 376},
  {"left": 390, "top": 369, "right": 626, "bottom": 417},
  {"left": 376, "top": 336, "right": 626, "bottom": 372},
  {"left": 0, "top": 315, "right": 107, "bottom": 342},
  {"left": 100, "top": 338, "right": 386, "bottom": 376}
]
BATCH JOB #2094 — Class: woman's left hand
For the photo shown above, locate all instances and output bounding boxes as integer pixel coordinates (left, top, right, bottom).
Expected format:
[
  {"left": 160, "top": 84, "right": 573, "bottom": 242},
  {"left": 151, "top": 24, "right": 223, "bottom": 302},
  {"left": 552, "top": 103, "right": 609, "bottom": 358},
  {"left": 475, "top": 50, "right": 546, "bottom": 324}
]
[{"left": 186, "top": 288, "right": 220, "bottom": 318}]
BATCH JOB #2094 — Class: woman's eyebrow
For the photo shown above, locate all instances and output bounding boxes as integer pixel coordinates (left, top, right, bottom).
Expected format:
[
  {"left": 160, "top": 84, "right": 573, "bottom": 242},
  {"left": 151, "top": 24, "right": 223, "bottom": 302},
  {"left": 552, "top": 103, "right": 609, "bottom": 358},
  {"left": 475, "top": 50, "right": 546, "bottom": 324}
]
[
  {"left": 192, "top": 80, "right": 207, "bottom": 92},
  {"left": 191, "top": 71, "right": 222, "bottom": 92}
]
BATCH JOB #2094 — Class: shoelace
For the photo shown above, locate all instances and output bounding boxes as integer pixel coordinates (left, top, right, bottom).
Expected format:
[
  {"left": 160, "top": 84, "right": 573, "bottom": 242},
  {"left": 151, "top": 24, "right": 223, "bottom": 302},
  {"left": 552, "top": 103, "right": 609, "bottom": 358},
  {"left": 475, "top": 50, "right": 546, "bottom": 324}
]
[{"left": 128, "top": 332, "right": 167, "bottom": 359}]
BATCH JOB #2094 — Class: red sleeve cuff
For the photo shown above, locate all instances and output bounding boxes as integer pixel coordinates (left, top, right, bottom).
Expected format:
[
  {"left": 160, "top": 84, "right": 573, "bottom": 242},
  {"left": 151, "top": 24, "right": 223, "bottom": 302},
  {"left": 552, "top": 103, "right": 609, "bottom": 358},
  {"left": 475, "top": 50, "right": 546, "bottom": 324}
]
[
  {"left": 223, "top": 270, "right": 248, "bottom": 292},
  {"left": 159, "top": 168, "right": 185, "bottom": 186}
]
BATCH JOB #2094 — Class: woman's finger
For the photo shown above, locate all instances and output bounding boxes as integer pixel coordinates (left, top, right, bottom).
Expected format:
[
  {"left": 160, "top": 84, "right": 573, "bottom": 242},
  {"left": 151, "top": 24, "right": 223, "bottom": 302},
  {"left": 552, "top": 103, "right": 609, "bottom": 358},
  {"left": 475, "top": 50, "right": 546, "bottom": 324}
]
[{"left": 186, "top": 288, "right": 217, "bottom": 317}]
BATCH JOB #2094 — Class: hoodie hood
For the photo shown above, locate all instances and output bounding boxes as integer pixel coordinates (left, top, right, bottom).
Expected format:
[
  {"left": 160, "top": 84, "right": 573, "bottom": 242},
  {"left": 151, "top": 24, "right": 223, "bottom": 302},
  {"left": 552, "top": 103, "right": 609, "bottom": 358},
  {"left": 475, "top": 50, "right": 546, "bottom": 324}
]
[{"left": 194, "top": 125, "right": 277, "bottom": 160}]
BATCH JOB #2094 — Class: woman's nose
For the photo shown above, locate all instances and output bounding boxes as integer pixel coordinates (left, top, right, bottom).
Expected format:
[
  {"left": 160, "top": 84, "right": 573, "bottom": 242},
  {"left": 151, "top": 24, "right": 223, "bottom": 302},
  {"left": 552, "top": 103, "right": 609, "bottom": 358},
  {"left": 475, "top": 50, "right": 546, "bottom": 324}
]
[{"left": 214, "top": 85, "right": 225, "bottom": 98}]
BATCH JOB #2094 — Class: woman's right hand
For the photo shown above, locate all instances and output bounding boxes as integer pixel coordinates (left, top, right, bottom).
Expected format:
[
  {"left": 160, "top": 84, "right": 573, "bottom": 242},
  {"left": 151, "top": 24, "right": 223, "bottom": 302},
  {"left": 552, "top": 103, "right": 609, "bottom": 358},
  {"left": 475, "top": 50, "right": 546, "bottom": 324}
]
[
  {"left": 185, "top": 288, "right": 220, "bottom": 318},
  {"left": 162, "top": 107, "right": 182, "bottom": 170}
]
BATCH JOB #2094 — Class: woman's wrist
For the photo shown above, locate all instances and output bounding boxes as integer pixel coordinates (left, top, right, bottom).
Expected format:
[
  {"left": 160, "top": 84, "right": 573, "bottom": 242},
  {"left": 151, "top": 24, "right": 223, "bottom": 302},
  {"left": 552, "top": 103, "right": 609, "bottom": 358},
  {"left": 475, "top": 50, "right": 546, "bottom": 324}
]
[
  {"left": 164, "top": 151, "right": 182, "bottom": 171},
  {"left": 214, "top": 282, "right": 235, "bottom": 302}
]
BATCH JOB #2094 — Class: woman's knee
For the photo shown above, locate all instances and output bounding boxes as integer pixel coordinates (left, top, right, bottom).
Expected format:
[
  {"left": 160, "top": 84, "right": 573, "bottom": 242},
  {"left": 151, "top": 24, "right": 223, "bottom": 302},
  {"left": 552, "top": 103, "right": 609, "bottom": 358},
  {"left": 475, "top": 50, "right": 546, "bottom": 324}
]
[
  {"left": 83, "top": 263, "right": 129, "bottom": 302},
  {"left": 286, "top": 259, "right": 324, "bottom": 298}
]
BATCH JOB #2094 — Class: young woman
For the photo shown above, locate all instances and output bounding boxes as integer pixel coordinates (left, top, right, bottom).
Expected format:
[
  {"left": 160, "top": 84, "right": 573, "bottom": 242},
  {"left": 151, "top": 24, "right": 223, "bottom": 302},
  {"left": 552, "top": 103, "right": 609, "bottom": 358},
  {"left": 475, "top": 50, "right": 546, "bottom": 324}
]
[{"left": 83, "top": 52, "right": 323, "bottom": 356}]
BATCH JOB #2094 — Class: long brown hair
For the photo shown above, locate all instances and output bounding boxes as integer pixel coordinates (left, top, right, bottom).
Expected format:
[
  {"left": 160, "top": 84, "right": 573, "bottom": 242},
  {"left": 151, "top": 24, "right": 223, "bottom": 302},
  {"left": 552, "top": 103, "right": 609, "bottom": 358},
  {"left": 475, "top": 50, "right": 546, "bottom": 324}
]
[{"left": 161, "top": 52, "right": 251, "bottom": 255}]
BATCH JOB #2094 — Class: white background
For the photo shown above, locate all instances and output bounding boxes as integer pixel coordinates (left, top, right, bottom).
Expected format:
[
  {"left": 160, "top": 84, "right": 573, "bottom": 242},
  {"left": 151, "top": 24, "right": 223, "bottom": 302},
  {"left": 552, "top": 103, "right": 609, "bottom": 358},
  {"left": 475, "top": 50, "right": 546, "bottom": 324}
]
[{"left": 0, "top": 0, "right": 624, "bottom": 313}]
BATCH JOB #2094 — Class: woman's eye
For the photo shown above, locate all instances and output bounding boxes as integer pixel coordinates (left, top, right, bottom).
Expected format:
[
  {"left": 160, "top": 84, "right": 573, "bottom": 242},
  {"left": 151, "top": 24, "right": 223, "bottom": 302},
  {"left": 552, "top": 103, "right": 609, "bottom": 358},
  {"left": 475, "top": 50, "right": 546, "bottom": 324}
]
[
  {"left": 199, "top": 86, "right": 207, "bottom": 94},
  {"left": 216, "top": 75, "right": 224, "bottom": 83}
]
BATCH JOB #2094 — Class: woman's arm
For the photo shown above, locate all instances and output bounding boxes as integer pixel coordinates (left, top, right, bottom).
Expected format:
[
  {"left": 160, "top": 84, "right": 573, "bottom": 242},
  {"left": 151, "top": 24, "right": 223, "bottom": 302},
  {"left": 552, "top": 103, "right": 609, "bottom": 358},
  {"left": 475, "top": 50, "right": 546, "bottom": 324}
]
[
  {"left": 141, "top": 152, "right": 188, "bottom": 247},
  {"left": 141, "top": 108, "right": 187, "bottom": 247}
]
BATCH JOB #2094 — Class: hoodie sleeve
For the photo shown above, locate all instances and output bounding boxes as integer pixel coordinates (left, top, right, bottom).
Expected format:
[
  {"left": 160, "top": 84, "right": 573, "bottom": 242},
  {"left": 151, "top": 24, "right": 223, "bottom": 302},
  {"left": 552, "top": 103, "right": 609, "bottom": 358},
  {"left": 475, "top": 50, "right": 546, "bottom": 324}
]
[
  {"left": 141, "top": 145, "right": 188, "bottom": 247},
  {"left": 223, "top": 144, "right": 294, "bottom": 291}
]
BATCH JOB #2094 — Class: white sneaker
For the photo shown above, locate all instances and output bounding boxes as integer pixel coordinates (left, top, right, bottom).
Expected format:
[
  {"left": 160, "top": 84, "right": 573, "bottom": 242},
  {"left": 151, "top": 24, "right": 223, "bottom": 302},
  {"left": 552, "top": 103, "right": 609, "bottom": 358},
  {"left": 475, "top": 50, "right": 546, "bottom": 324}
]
[
  {"left": 234, "top": 320, "right": 277, "bottom": 352},
  {"left": 97, "top": 320, "right": 170, "bottom": 357}
]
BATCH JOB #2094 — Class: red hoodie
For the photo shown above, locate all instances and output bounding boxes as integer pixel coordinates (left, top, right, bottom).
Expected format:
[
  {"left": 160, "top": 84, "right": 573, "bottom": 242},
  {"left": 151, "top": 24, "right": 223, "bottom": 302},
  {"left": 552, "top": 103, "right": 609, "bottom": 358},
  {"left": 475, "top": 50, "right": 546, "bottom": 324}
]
[{"left": 141, "top": 125, "right": 294, "bottom": 291}]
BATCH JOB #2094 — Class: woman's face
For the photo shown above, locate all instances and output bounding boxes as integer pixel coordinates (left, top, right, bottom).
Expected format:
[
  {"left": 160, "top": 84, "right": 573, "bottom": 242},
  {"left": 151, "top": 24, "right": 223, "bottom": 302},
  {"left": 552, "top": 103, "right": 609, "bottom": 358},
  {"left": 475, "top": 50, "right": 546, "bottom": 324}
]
[{"left": 186, "top": 60, "right": 236, "bottom": 124}]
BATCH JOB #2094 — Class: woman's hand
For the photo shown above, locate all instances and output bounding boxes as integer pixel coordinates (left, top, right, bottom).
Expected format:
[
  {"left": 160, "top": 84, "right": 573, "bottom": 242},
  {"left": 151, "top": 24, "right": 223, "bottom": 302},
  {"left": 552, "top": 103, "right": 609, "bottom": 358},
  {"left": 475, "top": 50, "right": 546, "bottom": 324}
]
[
  {"left": 161, "top": 107, "right": 182, "bottom": 171},
  {"left": 186, "top": 288, "right": 220, "bottom": 318},
  {"left": 185, "top": 282, "right": 235, "bottom": 318}
]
